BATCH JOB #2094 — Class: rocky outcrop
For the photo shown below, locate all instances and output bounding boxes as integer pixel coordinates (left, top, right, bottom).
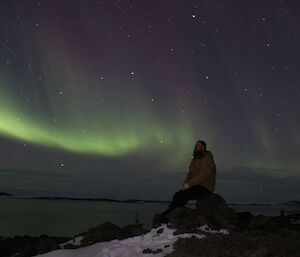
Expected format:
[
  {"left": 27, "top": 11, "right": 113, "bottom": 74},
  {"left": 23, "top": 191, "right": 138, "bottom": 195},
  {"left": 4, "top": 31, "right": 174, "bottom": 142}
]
[
  {"left": 78, "top": 222, "right": 125, "bottom": 246},
  {"left": 75, "top": 222, "right": 149, "bottom": 247},
  {"left": 122, "top": 223, "right": 149, "bottom": 237},
  {"left": 195, "top": 193, "right": 239, "bottom": 230},
  {"left": 0, "top": 222, "right": 149, "bottom": 257},
  {"left": 0, "top": 235, "right": 69, "bottom": 257},
  {"left": 1, "top": 193, "right": 299, "bottom": 257},
  {"left": 153, "top": 193, "right": 239, "bottom": 231},
  {"left": 164, "top": 228, "right": 300, "bottom": 257},
  {"left": 152, "top": 193, "right": 299, "bottom": 233},
  {"left": 151, "top": 193, "right": 300, "bottom": 257},
  {"left": 0, "top": 192, "right": 13, "bottom": 196}
]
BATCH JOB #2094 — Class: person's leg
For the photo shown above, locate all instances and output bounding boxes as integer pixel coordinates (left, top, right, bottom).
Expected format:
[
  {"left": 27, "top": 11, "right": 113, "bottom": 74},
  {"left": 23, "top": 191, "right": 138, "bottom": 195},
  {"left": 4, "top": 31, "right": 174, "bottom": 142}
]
[
  {"left": 162, "top": 189, "right": 189, "bottom": 215},
  {"left": 187, "top": 184, "right": 212, "bottom": 200},
  {"left": 161, "top": 184, "right": 212, "bottom": 217}
]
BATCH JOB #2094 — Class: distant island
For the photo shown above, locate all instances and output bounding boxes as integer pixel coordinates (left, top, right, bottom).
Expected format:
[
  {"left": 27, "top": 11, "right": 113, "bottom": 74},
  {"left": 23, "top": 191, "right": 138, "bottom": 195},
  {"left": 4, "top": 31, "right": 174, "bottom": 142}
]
[
  {"left": 2, "top": 193, "right": 299, "bottom": 206},
  {"left": 0, "top": 192, "right": 13, "bottom": 196},
  {"left": 284, "top": 200, "right": 300, "bottom": 206},
  {"left": 22, "top": 196, "right": 170, "bottom": 204}
]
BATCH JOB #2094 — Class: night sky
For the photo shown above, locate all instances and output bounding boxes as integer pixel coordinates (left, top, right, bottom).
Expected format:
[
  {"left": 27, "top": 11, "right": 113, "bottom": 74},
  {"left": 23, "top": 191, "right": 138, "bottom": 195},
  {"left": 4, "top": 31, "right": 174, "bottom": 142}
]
[{"left": 0, "top": 1, "right": 299, "bottom": 203}]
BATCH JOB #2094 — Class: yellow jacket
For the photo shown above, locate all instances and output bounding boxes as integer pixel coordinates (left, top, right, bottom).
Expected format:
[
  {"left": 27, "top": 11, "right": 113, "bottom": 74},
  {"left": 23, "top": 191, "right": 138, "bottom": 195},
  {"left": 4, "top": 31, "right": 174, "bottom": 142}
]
[{"left": 183, "top": 150, "right": 216, "bottom": 192}]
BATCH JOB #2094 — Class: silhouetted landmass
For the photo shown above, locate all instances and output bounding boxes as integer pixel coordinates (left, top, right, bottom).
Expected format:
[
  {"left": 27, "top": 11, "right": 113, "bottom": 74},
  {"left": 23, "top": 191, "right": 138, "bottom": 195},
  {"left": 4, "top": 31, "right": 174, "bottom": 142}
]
[
  {"left": 3, "top": 194, "right": 299, "bottom": 206},
  {"left": 0, "top": 192, "right": 13, "bottom": 196},
  {"left": 283, "top": 200, "right": 300, "bottom": 206},
  {"left": 22, "top": 196, "right": 170, "bottom": 204}
]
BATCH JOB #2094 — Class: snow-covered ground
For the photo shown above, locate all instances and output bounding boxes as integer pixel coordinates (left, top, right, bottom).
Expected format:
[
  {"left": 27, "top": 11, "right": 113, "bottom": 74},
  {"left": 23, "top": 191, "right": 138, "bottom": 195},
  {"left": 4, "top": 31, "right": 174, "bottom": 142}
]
[{"left": 32, "top": 224, "right": 229, "bottom": 257}]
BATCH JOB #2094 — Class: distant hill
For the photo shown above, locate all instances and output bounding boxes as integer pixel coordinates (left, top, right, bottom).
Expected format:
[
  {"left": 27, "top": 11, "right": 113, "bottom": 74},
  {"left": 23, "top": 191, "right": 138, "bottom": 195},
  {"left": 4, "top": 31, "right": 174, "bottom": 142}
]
[
  {"left": 283, "top": 200, "right": 300, "bottom": 206},
  {"left": 0, "top": 192, "right": 13, "bottom": 196},
  {"left": 27, "top": 196, "right": 169, "bottom": 204}
]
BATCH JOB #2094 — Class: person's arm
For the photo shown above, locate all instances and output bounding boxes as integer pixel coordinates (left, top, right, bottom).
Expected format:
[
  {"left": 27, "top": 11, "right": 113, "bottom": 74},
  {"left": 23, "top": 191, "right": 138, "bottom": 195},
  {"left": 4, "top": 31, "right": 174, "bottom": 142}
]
[{"left": 188, "top": 155, "right": 215, "bottom": 187}]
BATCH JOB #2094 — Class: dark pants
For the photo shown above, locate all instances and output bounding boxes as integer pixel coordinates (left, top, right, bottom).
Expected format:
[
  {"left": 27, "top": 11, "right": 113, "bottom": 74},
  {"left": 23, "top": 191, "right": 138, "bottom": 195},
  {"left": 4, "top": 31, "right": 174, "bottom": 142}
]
[{"left": 162, "top": 184, "right": 212, "bottom": 216}]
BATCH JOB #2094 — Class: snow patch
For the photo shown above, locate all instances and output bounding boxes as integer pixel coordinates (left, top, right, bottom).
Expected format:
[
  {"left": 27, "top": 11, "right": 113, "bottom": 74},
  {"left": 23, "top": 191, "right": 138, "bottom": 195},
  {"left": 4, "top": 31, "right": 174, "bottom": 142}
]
[
  {"left": 59, "top": 236, "right": 84, "bottom": 248},
  {"left": 33, "top": 223, "right": 229, "bottom": 257}
]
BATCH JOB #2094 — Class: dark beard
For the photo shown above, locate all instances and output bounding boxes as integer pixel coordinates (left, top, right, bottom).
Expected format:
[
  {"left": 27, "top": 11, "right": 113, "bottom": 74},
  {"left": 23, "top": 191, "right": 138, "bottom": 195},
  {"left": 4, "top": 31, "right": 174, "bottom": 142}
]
[{"left": 193, "top": 149, "right": 204, "bottom": 159}]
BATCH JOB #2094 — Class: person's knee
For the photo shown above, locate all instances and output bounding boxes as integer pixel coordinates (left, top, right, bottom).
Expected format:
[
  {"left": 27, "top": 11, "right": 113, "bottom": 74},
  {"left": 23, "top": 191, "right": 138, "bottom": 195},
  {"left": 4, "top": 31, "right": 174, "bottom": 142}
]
[
  {"left": 173, "top": 189, "right": 186, "bottom": 201},
  {"left": 173, "top": 190, "right": 183, "bottom": 198}
]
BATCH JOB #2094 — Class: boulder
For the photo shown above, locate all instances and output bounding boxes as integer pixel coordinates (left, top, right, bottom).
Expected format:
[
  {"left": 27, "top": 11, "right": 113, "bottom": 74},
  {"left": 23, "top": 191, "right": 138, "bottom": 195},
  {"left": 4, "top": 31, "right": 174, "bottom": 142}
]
[
  {"left": 152, "top": 193, "right": 295, "bottom": 233},
  {"left": 196, "top": 193, "right": 239, "bottom": 230},
  {"left": 121, "top": 223, "right": 149, "bottom": 237},
  {"left": 152, "top": 193, "right": 239, "bottom": 231},
  {"left": 237, "top": 211, "right": 255, "bottom": 230},
  {"left": 78, "top": 222, "right": 150, "bottom": 247},
  {"left": 247, "top": 215, "right": 279, "bottom": 232},
  {"left": 0, "top": 235, "right": 66, "bottom": 257},
  {"left": 80, "top": 222, "right": 125, "bottom": 246},
  {"left": 245, "top": 247, "right": 270, "bottom": 257},
  {"left": 167, "top": 206, "right": 207, "bottom": 230}
]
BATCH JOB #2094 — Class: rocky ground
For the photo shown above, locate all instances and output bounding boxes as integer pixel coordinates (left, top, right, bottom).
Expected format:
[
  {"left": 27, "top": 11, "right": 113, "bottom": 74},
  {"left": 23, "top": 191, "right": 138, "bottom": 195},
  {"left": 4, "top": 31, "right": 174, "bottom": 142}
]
[
  {"left": 155, "top": 193, "right": 300, "bottom": 257},
  {"left": 165, "top": 227, "right": 300, "bottom": 257},
  {"left": 1, "top": 193, "right": 299, "bottom": 257}
]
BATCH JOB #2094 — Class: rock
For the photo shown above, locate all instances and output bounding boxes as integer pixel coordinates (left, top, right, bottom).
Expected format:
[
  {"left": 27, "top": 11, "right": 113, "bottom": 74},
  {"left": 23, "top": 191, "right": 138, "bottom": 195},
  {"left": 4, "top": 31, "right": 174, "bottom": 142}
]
[
  {"left": 121, "top": 223, "right": 149, "bottom": 237},
  {"left": 272, "top": 215, "right": 291, "bottom": 228},
  {"left": 165, "top": 228, "right": 300, "bottom": 257},
  {"left": 173, "top": 226, "right": 201, "bottom": 235},
  {"left": 247, "top": 247, "right": 270, "bottom": 257},
  {"left": 0, "top": 235, "right": 66, "bottom": 257},
  {"left": 157, "top": 228, "right": 164, "bottom": 234},
  {"left": 142, "top": 248, "right": 153, "bottom": 253},
  {"left": 80, "top": 222, "right": 125, "bottom": 246},
  {"left": 142, "top": 248, "right": 163, "bottom": 254},
  {"left": 247, "top": 215, "right": 279, "bottom": 232},
  {"left": 196, "top": 193, "right": 239, "bottom": 229},
  {"left": 152, "top": 213, "right": 162, "bottom": 228},
  {"left": 167, "top": 207, "right": 207, "bottom": 230},
  {"left": 78, "top": 222, "right": 150, "bottom": 247},
  {"left": 237, "top": 211, "right": 255, "bottom": 230},
  {"left": 152, "top": 192, "right": 294, "bottom": 234},
  {"left": 152, "top": 213, "right": 169, "bottom": 228},
  {"left": 63, "top": 243, "right": 78, "bottom": 249},
  {"left": 152, "top": 193, "right": 240, "bottom": 232}
]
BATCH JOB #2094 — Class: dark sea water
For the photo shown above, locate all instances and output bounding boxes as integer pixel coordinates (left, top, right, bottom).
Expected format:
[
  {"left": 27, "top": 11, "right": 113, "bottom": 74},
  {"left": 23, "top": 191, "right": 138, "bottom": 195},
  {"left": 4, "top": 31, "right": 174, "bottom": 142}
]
[{"left": 0, "top": 196, "right": 299, "bottom": 237}]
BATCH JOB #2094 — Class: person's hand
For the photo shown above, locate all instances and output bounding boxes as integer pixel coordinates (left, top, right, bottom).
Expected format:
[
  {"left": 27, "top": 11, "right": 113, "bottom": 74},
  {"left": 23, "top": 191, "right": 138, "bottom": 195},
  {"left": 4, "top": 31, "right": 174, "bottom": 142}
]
[{"left": 182, "top": 182, "right": 190, "bottom": 190}]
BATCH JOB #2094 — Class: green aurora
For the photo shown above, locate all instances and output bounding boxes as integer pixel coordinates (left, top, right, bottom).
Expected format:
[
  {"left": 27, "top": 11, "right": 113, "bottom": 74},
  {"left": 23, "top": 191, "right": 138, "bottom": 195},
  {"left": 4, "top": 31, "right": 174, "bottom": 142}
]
[{"left": 0, "top": 85, "right": 197, "bottom": 168}]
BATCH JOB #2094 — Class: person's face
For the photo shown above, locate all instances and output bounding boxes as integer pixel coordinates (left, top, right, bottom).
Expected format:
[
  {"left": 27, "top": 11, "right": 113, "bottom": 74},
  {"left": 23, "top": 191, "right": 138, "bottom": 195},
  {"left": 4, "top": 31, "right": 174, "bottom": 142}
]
[{"left": 195, "top": 142, "right": 204, "bottom": 152}]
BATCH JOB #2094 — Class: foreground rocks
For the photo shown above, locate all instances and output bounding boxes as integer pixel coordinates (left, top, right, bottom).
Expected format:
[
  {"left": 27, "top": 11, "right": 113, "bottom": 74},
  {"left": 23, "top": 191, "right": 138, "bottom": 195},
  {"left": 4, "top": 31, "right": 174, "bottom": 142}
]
[
  {"left": 74, "top": 222, "right": 149, "bottom": 248},
  {"left": 0, "top": 223, "right": 149, "bottom": 257},
  {"left": 0, "top": 235, "right": 69, "bottom": 257},
  {"left": 161, "top": 193, "right": 239, "bottom": 231},
  {"left": 153, "top": 193, "right": 300, "bottom": 233},
  {"left": 1, "top": 193, "right": 299, "bottom": 257},
  {"left": 165, "top": 229, "right": 300, "bottom": 257},
  {"left": 152, "top": 193, "right": 300, "bottom": 257}
]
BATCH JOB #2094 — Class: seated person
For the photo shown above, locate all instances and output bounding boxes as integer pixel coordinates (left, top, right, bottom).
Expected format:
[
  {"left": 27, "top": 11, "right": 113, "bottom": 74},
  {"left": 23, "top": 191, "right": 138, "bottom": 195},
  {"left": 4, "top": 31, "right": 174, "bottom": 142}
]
[{"left": 158, "top": 140, "right": 217, "bottom": 222}]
